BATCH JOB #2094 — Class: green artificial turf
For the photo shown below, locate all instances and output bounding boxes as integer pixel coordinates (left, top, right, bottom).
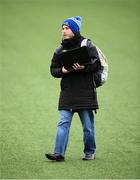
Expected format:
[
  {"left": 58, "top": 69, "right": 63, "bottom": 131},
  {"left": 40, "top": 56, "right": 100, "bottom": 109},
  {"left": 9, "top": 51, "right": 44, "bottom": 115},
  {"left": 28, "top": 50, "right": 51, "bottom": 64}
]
[{"left": 0, "top": 0, "right": 139, "bottom": 179}]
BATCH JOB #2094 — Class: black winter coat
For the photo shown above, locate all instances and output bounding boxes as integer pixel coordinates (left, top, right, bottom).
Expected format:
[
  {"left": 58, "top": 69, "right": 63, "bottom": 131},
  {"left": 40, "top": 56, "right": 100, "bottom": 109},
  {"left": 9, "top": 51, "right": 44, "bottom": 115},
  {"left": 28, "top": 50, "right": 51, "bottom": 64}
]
[{"left": 50, "top": 33, "right": 100, "bottom": 111}]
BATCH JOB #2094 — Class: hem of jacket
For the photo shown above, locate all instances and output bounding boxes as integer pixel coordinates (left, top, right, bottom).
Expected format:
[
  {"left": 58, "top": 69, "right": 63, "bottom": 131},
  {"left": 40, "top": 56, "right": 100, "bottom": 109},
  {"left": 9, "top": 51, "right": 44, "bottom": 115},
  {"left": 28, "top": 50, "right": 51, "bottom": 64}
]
[{"left": 58, "top": 107, "right": 99, "bottom": 111}]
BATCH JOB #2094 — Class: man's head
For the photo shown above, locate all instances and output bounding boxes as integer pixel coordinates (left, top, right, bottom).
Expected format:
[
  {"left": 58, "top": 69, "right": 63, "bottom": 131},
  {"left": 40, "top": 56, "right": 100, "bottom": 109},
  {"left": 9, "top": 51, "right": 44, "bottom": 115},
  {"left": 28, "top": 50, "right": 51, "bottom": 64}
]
[{"left": 62, "top": 16, "right": 82, "bottom": 39}]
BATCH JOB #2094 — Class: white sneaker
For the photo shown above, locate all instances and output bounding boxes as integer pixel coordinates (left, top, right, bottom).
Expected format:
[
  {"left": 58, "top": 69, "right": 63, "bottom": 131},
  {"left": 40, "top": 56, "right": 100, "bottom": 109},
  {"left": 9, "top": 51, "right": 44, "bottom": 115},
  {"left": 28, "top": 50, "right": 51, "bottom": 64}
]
[{"left": 82, "top": 153, "right": 96, "bottom": 160}]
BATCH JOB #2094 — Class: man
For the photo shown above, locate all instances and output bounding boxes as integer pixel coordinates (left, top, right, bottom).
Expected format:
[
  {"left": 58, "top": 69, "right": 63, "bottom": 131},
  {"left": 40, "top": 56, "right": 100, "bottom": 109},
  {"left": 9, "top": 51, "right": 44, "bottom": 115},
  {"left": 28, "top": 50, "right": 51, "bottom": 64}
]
[{"left": 45, "top": 16, "right": 100, "bottom": 161}]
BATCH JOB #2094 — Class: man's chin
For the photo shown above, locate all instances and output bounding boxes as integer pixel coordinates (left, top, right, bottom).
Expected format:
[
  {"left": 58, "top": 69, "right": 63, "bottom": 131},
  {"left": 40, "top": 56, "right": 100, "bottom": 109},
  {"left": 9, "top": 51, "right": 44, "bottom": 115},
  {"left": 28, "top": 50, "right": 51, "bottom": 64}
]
[
  {"left": 63, "top": 34, "right": 74, "bottom": 40},
  {"left": 63, "top": 36, "right": 71, "bottom": 39}
]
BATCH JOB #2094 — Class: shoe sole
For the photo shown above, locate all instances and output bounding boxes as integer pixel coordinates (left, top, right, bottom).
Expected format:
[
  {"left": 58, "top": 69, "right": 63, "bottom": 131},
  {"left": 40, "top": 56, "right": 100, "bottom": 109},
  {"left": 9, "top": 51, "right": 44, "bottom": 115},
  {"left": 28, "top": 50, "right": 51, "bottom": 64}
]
[
  {"left": 45, "top": 154, "right": 65, "bottom": 161},
  {"left": 82, "top": 156, "right": 96, "bottom": 160},
  {"left": 82, "top": 158, "right": 95, "bottom": 160},
  {"left": 45, "top": 154, "right": 57, "bottom": 161},
  {"left": 56, "top": 159, "right": 65, "bottom": 162}
]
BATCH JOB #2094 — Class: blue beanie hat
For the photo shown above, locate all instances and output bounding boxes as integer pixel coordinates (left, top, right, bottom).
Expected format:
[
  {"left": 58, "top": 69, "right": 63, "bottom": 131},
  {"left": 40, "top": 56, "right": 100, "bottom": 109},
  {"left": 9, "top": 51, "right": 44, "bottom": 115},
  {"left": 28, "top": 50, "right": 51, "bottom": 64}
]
[{"left": 62, "top": 16, "right": 82, "bottom": 33}]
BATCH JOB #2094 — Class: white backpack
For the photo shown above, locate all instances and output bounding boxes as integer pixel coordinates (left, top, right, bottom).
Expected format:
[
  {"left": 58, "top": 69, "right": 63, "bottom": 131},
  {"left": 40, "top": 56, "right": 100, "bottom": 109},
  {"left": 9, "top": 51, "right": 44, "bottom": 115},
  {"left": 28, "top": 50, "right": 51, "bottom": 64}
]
[{"left": 81, "top": 39, "right": 108, "bottom": 88}]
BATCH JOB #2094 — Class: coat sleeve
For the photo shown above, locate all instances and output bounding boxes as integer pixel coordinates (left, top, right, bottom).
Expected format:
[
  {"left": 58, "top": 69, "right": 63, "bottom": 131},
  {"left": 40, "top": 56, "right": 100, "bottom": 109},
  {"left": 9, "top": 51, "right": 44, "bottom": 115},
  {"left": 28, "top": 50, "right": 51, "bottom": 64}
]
[
  {"left": 83, "top": 40, "right": 101, "bottom": 73},
  {"left": 50, "top": 52, "right": 64, "bottom": 78}
]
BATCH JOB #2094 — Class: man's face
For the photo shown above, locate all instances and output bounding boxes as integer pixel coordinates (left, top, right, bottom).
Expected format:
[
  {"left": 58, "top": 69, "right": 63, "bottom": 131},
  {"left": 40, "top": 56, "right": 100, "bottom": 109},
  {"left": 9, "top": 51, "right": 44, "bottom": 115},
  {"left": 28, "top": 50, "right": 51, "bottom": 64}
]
[{"left": 62, "top": 25, "right": 74, "bottom": 39}]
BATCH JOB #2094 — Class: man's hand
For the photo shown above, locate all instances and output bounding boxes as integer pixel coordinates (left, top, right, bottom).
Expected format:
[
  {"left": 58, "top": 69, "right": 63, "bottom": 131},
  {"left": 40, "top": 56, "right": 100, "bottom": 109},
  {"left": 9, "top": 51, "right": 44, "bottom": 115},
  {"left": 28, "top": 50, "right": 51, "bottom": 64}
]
[
  {"left": 62, "top": 63, "right": 85, "bottom": 74},
  {"left": 72, "top": 63, "right": 85, "bottom": 71},
  {"left": 62, "top": 67, "right": 73, "bottom": 74}
]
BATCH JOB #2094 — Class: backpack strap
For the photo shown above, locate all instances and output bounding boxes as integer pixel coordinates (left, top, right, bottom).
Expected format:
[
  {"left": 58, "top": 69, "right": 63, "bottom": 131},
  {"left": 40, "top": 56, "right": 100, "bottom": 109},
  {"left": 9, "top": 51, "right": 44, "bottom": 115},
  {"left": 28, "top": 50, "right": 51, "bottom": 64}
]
[
  {"left": 81, "top": 38, "right": 96, "bottom": 48},
  {"left": 81, "top": 39, "right": 88, "bottom": 47}
]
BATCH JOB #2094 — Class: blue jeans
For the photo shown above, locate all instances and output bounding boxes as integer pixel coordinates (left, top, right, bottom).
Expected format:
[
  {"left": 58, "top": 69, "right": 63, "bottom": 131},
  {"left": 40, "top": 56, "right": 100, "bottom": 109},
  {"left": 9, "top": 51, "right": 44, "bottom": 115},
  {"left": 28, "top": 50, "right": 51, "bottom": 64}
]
[{"left": 54, "top": 110, "right": 96, "bottom": 157}]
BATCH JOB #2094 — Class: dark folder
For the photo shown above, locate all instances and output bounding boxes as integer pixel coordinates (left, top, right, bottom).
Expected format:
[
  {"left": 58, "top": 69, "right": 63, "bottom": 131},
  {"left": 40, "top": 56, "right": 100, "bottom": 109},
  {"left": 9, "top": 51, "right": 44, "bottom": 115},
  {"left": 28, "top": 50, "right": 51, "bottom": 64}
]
[{"left": 58, "top": 46, "right": 90, "bottom": 69}]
